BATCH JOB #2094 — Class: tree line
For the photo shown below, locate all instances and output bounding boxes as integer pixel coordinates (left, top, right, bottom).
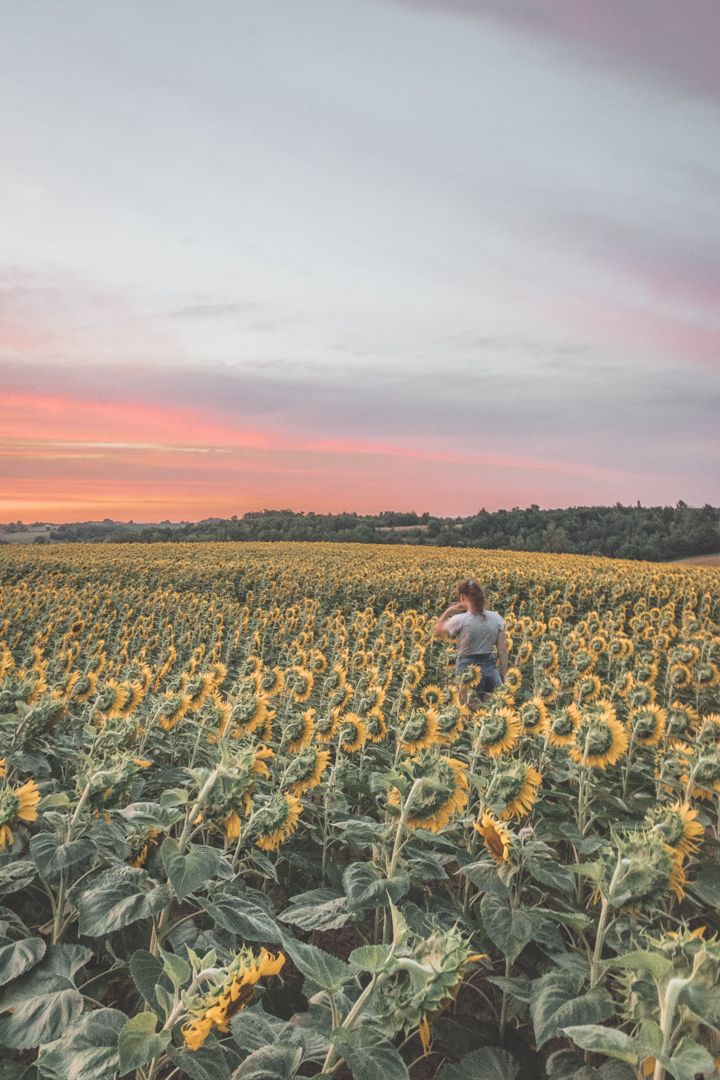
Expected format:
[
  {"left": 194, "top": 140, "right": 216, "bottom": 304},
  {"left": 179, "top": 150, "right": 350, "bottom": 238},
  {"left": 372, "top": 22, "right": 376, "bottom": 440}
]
[{"left": 20, "top": 503, "right": 719, "bottom": 561}]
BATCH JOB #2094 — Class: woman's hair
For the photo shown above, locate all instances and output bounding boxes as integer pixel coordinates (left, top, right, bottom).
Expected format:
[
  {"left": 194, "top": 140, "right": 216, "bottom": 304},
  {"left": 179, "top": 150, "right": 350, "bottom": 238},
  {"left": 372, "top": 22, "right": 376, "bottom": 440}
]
[{"left": 457, "top": 578, "right": 485, "bottom": 614}]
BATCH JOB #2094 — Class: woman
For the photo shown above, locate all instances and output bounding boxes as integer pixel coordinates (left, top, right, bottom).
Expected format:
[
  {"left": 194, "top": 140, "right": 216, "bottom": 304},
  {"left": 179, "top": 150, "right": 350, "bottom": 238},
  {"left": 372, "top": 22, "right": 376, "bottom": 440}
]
[{"left": 434, "top": 578, "right": 508, "bottom": 699}]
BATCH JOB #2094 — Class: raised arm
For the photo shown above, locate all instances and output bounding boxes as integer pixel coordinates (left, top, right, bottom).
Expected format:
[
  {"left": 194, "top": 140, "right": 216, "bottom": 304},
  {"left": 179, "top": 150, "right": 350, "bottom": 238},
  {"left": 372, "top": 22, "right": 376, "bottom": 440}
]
[
  {"left": 496, "top": 628, "right": 509, "bottom": 680},
  {"left": 434, "top": 602, "right": 465, "bottom": 638}
]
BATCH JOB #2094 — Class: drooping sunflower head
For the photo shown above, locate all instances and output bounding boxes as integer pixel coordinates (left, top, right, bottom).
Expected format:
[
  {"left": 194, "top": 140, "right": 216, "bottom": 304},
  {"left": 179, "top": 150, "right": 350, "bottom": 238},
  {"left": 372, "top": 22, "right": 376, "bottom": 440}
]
[
  {"left": 570, "top": 709, "right": 629, "bottom": 769},
  {"left": 338, "top": 711, "right": 367, "bottom": 753},
  {"left": 601, "top": 828, "right": 678, "bottom": 909},
  {"left": 182, "top": 947, "right": 285, "bottom": 1051},
  {"left": 434, "top": 704, "right": 466, "bottom": 746},
  {"left": 574, "top": 673, "right": 602, "bottom": 705},
  {"left": 697, "top": 714, "right": 720, "bottom": 747},
  {"left": 420, "top": 683, "right": 447, "bottom": 708},
  {"left": 473, "top": 810, "right": 512, "bottom": 863},
  {"left": 284, "top": 707, "right": 315, "bottom": 753},
  {"left": 365, "top": 706, "right": 388, "bottom": 744},
  {"left": 283, "top": 746, "right": 331, "bottom": 796},
  {"left": 685, "top": 749, "right": 720, "bottom": 800},
  {"left": 645, "top": 801, "right": 704, "bottom": 860},
  {"left": 400, "top": 708, "right": 440, "bottom": 753},
  {"left": 253, "top": 792, "right": 302, "bottom": 852},
  {"left": 665, "top": 702, "right": 698, "bottom": 746},
  {"left": 0, "top": 778, "right": 41, "bottom": 849},
  {"left": 285, "top": 666, "right": 314, "bottom": 703},
  {"left": 491, "top": 762, "right": 542, "bottom": 821},
  {"left": 387, "top": 751, "right": 468, "bottom": 833},
  {"left": 629, "top": 704, "right": 667, "bottom": 747},
  {"left": 475, "top": 706, "right": 521, "bottom": 758},
  {"left": 519, "top": 697, "right": 548, "bottom": 735}
]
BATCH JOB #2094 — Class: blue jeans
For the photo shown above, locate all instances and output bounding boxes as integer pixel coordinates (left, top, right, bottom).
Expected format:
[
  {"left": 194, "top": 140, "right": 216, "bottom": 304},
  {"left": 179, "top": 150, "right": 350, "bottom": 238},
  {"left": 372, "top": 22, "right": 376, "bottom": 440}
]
[{"left": 455, "top": 652, "right": 503, "bottom": 694}]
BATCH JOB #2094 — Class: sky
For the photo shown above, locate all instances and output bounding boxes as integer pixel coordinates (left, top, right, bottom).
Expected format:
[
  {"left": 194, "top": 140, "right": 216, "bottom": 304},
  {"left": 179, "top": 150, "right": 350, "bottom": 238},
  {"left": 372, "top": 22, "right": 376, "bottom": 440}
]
[{"left": 1, "top": 0, "right": 719, "bottom": 522}]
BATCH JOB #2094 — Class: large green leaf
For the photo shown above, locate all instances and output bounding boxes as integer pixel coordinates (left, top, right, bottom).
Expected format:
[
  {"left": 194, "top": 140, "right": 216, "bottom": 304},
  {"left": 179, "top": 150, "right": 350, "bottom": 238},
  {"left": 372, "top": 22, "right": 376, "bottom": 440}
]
[
  {"left": 168, "top": 1039, "right": 232, "bottom": 1080},
  {"left": 563, "top": 1026, "right": 642, "bottom": 1065},
  {"left": 0, "top": 970, "right": 83, "bottom": 1049},
  {"left": 480, "top": 893, "right": 533, "bottom": 962},
  {"left": 117, "top": 802, "right": 184, "bottom": 830},
  {"left": 663, "top": 1037, "right": 714, "bottom": 1080},
  {"left": 77, "top": 869, "right": 170, "bottom": 937},
  {"left": 160, "top": 838, "right": 232, "bottom": 900},
  {"left": 231, "top": 1044, "right": 303, "bottom": 1080},
  {"left": 29, "top": 834, "right": 95, "bottom": 880},
  {"left": 606, "top": 950, "right": 672, "bottom": 983},
  {"left": 331, "top": 1030, "right": 409, "bottom": 1080},
  {"left": 342, "top": 863, "right": 409, "bottom": 912},
  {"left": 117, "top": 1011, "right": 171, "bottom": 1074},
  {"left": 36, "top": 1007, "right": 125, "bottom": 1080},
  {"left": 348, "top": 945, "right": 395, "bottom": 974},
  {"left": 282, "top": 938, "right": 354, "bottom": 992},
  {"left": 532, "top": 972, "right": 614, "bottom": 1048},
  {"left": 437, "top": 1047, "right": 520, "bottom": 1080},
  {"left": 0, "top": 860, "right": 37, "bottom": 896},
  {"left": 0, "top": 937, "right": 46, "bottom": 988},
  {"left": 201, "top": 895, "right": 282, "bottom": 943},
  {"left": 279, "top": 895, "right": 350, "bottom": 932},
  {"left": 230, "top": 1004, "right": 328, "bottom": 1060},
  {"left": 129, "top": 950, "right": 163, "bottom": 1010}
]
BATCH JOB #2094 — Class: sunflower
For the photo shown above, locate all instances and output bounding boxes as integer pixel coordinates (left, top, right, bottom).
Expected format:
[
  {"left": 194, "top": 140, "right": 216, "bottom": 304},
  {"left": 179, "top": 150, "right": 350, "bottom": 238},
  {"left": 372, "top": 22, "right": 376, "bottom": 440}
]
[
  {"left": 694, "top": 662, "right": 720, "bottom": 690},
  {"left": 284, "top": 747, "right": 331, "bottom": 795},
  {"left": 476, "top": 707, "right": 521, "bottom": 758},
  {"left": 697, "top": 714, "right": 720, "bottom": 747},
  {"left": 400, "top": 709, "right": 440, "bottom": 753},
  {"left": 254, "top": 793, "right": 302, "bottom": 852},
  {"left": 684, "top": 749, "right": 720, "bottom": 801},
  {"left": 519, "top": 697, "right": 548, "bottom": 735},
  {"left": 503, "top": 667, "right": 523, "bottom": 693},
  {"left": 338, "top": 712, "right": 367, "bottom": 753},
  {"left": 474, "top": 810, "right": 511, "bottom": 862},
  {"left": 285, "top": 666, "right": 314, "bottom": 703},
  {"left": 667, "top": 663, "right": 693, "bottom": 691},
  {"left": 570, "top": 709, "right": 629, "bottom": 769},
  {"left": 183, "top": 948, "right": 285, "bottom": 1051},
  {"left": 574, "top": 674, "right": 602, "bottom": 705},
  {"left": 516, "top": 641, "right": 533, "bottom": 665},
  {"left": 387, "top": 753, "right": 468, "bottom": 833},
  {"left": 259, "top": 666, "right": 285, "bottom": 697},
  {"left": 366, "top": 706, "right": 389, "bottom": 744},
  {"left": 231, "top": 693, "right": 269, "bottom": 738},
  {"left": 628, "top": 704, "right": 667, "bottom": 747},
  {"left": 0, "top": 779, "right": 41, "bottom": 849},
  {"left": 129, "top": 826, "right": 162, "bottom": 866},
  {"left": 536, "top": 675, "right": 561, "bottom": 703},
  {"left": 158, "top": 690, "right": 192, "bottom": 731},
  {"left": 315, "top": 709, "right": 341, "bottom": 742},
  {"left": 285, "top": 708, "right": 315, "bottom": 753},
  {"left": 665, "top": 702, "right": 698, "bottom": 746},
  {"left": 493, "top": 762, "right": 542, "bottom": 821},
  {"left": 420, "top": 683, "right": 447, "bottom": 708},
  {"left": 646, "top": 801, "right": 704, "bottom": 859},
  {"left": 627, "top": 683, "right": 657, "bottom": 709},
  {"left": 434, "top": 704, "right": 466, "bottom": 747}
]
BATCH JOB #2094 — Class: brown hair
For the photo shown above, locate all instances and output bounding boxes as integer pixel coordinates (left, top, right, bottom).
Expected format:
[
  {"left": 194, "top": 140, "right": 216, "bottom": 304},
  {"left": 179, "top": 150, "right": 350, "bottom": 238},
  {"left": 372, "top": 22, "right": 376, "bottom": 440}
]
[{"left": 457, "top": 577, "right": 485, "bottom": 615}]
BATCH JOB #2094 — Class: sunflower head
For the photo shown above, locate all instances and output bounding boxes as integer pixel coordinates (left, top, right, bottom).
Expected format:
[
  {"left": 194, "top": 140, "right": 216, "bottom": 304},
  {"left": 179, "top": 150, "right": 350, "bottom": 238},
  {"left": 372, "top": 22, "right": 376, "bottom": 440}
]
[
  {"left": 475, "top": 706, "right": 521, "bottom": 758},
  {"left": 600, "top": 828, "right": 678, "bottom": 909},
  {"left": 491, "top": 762, "right": 542, "bottom": 821},
  {"left": 253, "top": 792, "right": 302, "bottom": 851},
  {"left": 570, "top": 708, "right": 628, "bottom": 769},
  {"left": 473, "top": 810, "right": 512, "bottom": 863},
  {"left": 182, "top": 947, "right": 285, "bottom": 1051},
  {"left": 645, "top": 801, "right": 704, "bottom": 860},
  {"left": 629, "top": 704, "right": 666, "bottom": 747},
  {"left": 388, "top": 751, "right": 468, "bottom": 833},
  {"left": 400, "top": 709, "right": 440, "bottom": 753}
]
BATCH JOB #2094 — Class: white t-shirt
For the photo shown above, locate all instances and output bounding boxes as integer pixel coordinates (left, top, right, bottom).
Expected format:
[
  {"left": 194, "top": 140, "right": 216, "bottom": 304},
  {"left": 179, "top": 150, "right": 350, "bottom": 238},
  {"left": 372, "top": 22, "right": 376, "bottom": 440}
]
[{"left": 445, "top": 610, "right": 504, "bottom": 656}]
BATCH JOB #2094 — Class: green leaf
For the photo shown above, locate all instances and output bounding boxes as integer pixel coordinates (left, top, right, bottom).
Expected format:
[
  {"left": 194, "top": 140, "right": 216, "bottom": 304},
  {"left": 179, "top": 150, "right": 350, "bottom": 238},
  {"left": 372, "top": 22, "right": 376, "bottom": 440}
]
[
  {"left": 29, "top": 834, "right": 95, "bottom": 880},
  {"left": 129, "top": 950, "right": 163, "bottom": 1010},
  {"left": 480, "top": 893, "right": 533, "bottom": 961},
  {"left": 232, "top": 1044, "right": 303, "bottom": 1079},
  {"left": 77, "top": 869, "right": 171, "bottom": 937},
  {"left": 36, "top": 1007, "right": 125, "bottom": 1080},
  {"left": 282, "top": 938, "right": 354, "bottom": 992},
  {"left": 160, "top": 838, "right": 232, "bottom": 899},
  {"left": 688, "top": 863, "right": 720, "bottom": 907},
  {"left": 331, "top": 1030, "right": 409, "bottom": 1080},
  {"left": 168, "top": 1040, "right": 232, "bottom": 1080},
  {"left": 342, "top": 863, "right": 409, "bottom": 912},
  {"left": 230, "top": 1005, "right": 328, "bottom": 1060},
  {"left": 486, "top": 975, "right": 531, "bottom": 1003},
  {"left": 349, "top": 945, "right": 395, "bottom": 974},
  {"left": 117, "top": 1011, "right": 171, "bottom": 1074},
  {"left": 0, "top": 860, "right": 37, "bottom": 896},
  {"left": 117, "top": 801, "right": 183, "bottom": 829},
  {"left": 201, "top": 895, "right": 282, "bottom": 943},
  {"left": 41, "top": 945, "right": 92, "bottom": 980},
  {"left": 606, "top": 950, "right": 672, "bottom": 983},
  {"left": 531, "top": 972, "right": 614, "bottom": 1048},
  {"left": 160, "top": 947, "right": 191, "bottom": 990},
  {"left": 0, "top": 937, "right": 46, "bottom": 988},
  {"left": 563, "top": 1026, "right": 642, "bottom": 1065},
  {"left": 279, "top": 896, "right": 350, "bottom": 932},
  {"left": 0, "top": 971, "right": 83, "bottom": 1049},
  {"left": 437, "top": 1047, "right": 520, "bottom": 1080},
  {"left": 663, "top": 1037, "right": 714, "bottom": 1080}
]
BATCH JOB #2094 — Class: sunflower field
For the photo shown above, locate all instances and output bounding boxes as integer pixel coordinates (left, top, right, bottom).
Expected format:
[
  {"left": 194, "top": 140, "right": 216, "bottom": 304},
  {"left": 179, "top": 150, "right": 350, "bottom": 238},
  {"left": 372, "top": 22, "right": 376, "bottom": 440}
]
[{"left": 0, "top": 541, "right": 719, "bottom": 1080}]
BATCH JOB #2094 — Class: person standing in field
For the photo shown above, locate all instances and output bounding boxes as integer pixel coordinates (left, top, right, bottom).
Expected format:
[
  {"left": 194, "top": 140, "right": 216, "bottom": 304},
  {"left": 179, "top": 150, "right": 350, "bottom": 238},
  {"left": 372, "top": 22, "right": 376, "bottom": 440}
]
[{"left": 434, "top": 578, "right": 508, "bottom": 700}]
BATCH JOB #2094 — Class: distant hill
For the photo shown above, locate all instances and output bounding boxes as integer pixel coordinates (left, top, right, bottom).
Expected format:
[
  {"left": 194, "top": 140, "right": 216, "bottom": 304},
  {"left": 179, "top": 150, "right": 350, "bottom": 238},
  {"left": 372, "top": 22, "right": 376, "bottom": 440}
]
[{"left": 2, "top": 503, "right": 719, "bottom": 562}]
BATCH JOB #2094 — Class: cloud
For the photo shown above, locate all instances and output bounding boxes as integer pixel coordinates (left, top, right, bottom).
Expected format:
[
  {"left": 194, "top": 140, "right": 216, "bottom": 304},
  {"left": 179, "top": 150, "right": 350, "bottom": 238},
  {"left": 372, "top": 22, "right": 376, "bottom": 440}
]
[{"left": 390, "top": 0, "right": 720, "bottom": 101}]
